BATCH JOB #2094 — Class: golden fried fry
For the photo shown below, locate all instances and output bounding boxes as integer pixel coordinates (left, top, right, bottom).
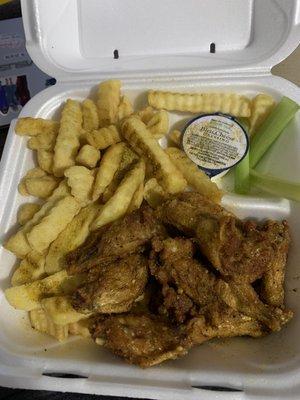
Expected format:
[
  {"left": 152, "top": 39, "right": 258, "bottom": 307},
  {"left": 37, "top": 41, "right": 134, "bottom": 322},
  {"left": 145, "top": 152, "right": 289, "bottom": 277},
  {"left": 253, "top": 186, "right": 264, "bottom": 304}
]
[
  {"left": 147, "top": 110, "right": 169, "bottom": 139},
  {"left": 41, "top": 296, "right": 89, "bottom": 325},
  {"left": 92, "top": 142, "right": 125, "bottom": 201},
  {"left": 143, "top": 178, "right": 168, "bottom": 208},
  {"left": 45, "top": 203, "right": 99, "bottom": 274},
  {"left": 76, "top": 144, "right": 100, "bottom": 168},
  {"left": 37, "top": 149, "right": 54, "bottom": 174},
  {"left": 5, "top": 270, "right": 84, "bottom": 311},
  {"left": 65, "top": 166, "right": 94, "bottom": 205},
  {"left": 148, "top": 90, "right": 251, "bottom": 117},
  {"left": 26, "top": 195, "right": 81, "bottom": 254},
  {"left": 168, "top": 129, "right": 182, "bottom": 147},
  {"left": 68, "top": 319, "right": 91, "bottom": 338},
  {"left": 15, "top": 118, "right": 59, "bottom": 136},
  {"left": 27, "top": 130, "right": 57, "bottom": 151},
  {"left": 121, "top": 117, "right": 187, "bottom": 193},
  {"left": 118, "top": 95, "right": 133, "bottom": 120},
  {"left": 53, "top": 99, "right": 82, "bottom": 177},
  {"left": 5, "top": 179, "right": 68, "bottom": 258},
  {"left": 166, "top": 147, "right": 222, "bottom": 203},
  {"left": 11, "top": 258, "right": 46, "bottom": 286},
  {"left": 18, "top": 167, "right": 46, "bottom": 196},
  {"left": 102, "top": 145, "right": 138, "bottom": 202},
  {"left": 17, "top": 203, "right": 41, "bottom": 225},
  {"left": 82, "top": 98, "right": 99, "bottom": 131},
  {"left": 91, "top": 159, "right": 145, "bottom": 230},
  {"left": 249, "top": 94, "right": 276, "bottom": 135},
  {"left": 30, "top": 308, "right": 69, "bottom": 341},
  {"left": 18, "top": 180, "right": 29, "bottom": 196},
  {"left": 137, "top": 106, "right": 155, "bottom": 124},
  {"left": 97, "top": 79, "right": 121, "bottom": 127},
  {"left": 127, "top": 182, "right": 144, "bottom": 213},
  {"left": 86, "top": 125, "right": 121, "bottom": 150},
  {"left": 24, "top": 175, "right": 60, "bottom": 199}
]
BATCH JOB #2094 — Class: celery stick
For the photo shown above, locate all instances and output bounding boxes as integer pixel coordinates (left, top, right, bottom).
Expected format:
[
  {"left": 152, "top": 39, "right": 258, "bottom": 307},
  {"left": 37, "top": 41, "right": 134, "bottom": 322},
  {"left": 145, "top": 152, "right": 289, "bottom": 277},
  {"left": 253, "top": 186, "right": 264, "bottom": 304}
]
[
  {"left": 249, "top": 96, "right": 299, "bottom": 168},
  {"left": 234, "top": 118, "right": 250, "bottom": 194},
  {"left": 235, "top": 151, "right": 250, "bottom": 194},
  {"left": 250, "top": 169, "right": 300, "bottom": 201}
]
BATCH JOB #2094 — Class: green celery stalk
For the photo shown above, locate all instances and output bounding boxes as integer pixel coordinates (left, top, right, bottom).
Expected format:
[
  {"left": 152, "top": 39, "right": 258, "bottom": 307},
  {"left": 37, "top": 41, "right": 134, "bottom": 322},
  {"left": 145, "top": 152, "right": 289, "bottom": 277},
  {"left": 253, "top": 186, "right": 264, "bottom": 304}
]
[
  {"left": 234, "top": 118, "right": 250, "bottom": 194},
  {"left": 250, "top": 169, "right": 300, "bottom": 201},
  {"left": 249, "top": 96, "right": 299, "bottom": 168},
  {"left": 235, "top": 151, "right": 250, "bottom": 194}
]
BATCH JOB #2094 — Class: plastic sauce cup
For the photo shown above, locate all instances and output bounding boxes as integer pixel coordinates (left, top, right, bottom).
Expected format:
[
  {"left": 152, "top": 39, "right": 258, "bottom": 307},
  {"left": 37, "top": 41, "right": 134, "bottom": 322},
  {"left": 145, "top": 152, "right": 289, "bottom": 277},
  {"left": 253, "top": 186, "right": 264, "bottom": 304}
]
[{"left": 182, "top": 113, "right": 249, "bottom": 179}]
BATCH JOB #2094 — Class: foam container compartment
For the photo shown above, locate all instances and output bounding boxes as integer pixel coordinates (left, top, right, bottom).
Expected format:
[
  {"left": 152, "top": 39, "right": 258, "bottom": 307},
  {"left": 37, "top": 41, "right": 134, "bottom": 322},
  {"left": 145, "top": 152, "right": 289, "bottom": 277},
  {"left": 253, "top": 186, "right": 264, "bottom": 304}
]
[{"left": 0, "top": 0, "right": 300, "bottom": 399}]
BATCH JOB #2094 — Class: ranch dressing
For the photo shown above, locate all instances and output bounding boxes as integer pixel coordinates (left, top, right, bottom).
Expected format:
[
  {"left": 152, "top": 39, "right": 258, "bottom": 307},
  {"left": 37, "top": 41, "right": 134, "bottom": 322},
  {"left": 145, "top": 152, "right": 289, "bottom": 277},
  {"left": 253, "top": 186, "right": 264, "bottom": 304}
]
[{"left": 182, "top": 113, "right": 249, "bottom": 179}]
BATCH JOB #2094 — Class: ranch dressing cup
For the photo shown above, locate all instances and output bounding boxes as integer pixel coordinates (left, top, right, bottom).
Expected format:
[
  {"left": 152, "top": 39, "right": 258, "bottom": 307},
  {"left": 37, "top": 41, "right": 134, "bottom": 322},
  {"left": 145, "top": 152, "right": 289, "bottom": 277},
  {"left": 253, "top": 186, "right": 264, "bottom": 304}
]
[{"left": 182, "top": 113, "right": 249, "bottom": 180}]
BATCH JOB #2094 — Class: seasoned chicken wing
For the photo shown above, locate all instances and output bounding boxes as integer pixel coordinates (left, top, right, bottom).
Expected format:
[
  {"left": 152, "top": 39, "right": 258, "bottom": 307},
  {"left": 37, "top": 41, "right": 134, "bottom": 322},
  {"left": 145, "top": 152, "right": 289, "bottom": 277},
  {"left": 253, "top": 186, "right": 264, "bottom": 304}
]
[
  {"left": 67, "top": 206, "right": 165, "bottom": 275},
  {"left": 156, "top": 192, "right": 290, "bottom": 284},
  {"left": 91, "top": 313, "right": 187, "bottom": 367},
  {"left": 72, "top": 254, "right": 148, "bottom": 314},
  {"left": 216, "top": 280, "right": 293, "bottom": 332},
  {"left": 186, "top": 301, "right": 266, "bottom": 346},
  {"left": 260, "top": 220, "right": 290, "bottom": 307},
  {"left": 149, "top": 237, "right": 216, "bottom": 323}
]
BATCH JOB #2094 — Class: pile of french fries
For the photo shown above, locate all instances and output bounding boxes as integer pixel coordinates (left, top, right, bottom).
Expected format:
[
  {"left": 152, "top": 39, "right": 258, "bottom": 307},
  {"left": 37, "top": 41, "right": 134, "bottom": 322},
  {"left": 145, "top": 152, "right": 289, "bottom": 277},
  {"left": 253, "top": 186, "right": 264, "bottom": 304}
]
[{"left": 3, "top": 80, "right": 275, "bottom": 342}]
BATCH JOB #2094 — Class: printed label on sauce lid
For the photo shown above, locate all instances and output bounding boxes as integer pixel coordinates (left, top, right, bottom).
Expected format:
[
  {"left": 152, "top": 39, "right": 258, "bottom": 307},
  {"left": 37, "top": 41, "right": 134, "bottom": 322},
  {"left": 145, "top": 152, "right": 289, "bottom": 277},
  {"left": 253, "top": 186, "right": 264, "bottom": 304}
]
[{"left": 182, "top": 113, "right": 249, "bottom": 178}]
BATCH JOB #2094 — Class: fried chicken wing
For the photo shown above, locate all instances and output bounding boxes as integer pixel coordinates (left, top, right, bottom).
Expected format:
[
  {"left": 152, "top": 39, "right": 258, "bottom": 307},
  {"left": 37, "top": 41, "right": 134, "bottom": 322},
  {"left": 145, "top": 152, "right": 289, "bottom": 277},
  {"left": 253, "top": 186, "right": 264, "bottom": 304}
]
[
  {"left": 260, "top": 220, "right": 290, "bottom": 307},
  {"left": 72, "top": 254, "right": 148, "bottom": 314},
  {"left": 156, "top": 193, "right": 290, "bottom": 284},
  {"left": 91, "top": 314, "right": 187, "bottom": 367},
  {"left": 150, "top": 238, "right": 216, "bottom": 318},
  {"left": 67, "top": 206, "right": 165, "bottom": 275},
  {"left": 186, "top": 302, "right": 266, "bottom": 346},
  {"left": 216, "top": 280, "right": 293, "bottom": 332}
]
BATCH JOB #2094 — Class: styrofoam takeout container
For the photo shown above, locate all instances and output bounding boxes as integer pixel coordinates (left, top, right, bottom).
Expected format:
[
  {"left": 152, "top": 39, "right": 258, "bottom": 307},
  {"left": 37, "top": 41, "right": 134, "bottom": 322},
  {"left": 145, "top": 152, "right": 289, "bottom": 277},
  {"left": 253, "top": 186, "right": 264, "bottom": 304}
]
[{"left": 0, "top": 0, "right": 300, "bottom": 399}]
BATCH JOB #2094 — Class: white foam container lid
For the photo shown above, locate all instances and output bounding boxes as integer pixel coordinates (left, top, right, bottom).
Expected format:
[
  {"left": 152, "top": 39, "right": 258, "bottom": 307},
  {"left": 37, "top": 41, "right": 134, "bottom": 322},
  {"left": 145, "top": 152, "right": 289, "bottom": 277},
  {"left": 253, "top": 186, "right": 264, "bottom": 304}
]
[{"left": 0, "top": 0, "right": 300, "bottom": 398}]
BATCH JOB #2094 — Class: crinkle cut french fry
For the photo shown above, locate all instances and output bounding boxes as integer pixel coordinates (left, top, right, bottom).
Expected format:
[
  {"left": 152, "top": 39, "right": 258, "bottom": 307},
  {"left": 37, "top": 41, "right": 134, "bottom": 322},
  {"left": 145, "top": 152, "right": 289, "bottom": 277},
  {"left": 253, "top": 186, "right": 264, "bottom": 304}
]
[
  {"left": 30, "top": 308, "right": 69, "bottom": 341},
  {"left": 127, "top": 181, "right": 144, "bottom": 213},
  {"left": 41, "top": 296, "right": 89, "bottom": 325},
  {"left": 82, "top": 99, "right": 99, "bottom": 131},
  {"left": 122, "top": 117, "right": 187, "bottom": 194},
  {"left": 249, "top": 94, "right": 276, "bottom": 135},
  {"left": 92, "top": 142, "right": 125, "bottom": 201},
  {"left": 148, "top": 90, "right": 251, "bottom": 117},
  {"left": 76, "top": 144, "right": 100, "bottom": 168},
  {"left": 86, "top": 125, "right": 121, "bottom": 150},
  {"left": 17, "top": 203, "right": 41, "bottom": 226},
  {"left": 118, "top": 96, "right": 133, "bottom": 120},
  {"left": 24, "top": 175, "right": 60, "bottom": 199},
  {"left": 18, "top": 180, "right": 29, "bottom": 196},
  {"left": 68, "top": 319, "right": 91, "bottom": 338},
  {"left": 5, "top": 270, "right": 84, "bottom": 311},
  {"left": 102, "top": 145, "right": 138, "bottom": 202},
  {"left": 11, "top": 258, "right": 46, "bottom": 286},
  {"left": 37, "top": 149, "right": 54, "bottom": 174},
  {"left": 27, "top": 195, "right": 81, "bottom": 254},
  {"left": 97, "top": 79, "right": 121, "bottom": 127},
  {"left": 65, "top": 166, "right": 94, "bottom": 205},
  {"left": 45, "top": 203, "right": 99, "bottom": 274},
  {"left": 144, "top": 178, "right": 168, "bottom": 208},
  {"left": 5, "top": 181, "right": 70, "bottom": 258},
  {"left": 166, "top": 147, "right": 222, "bottom": 203},
  {"left": 53, "top": 99, "right": 82, "bottom": 177},
  {"left": 15, "top": 118, "right": 59, "bottom": 136},
  {"left": 137, "top": 106, "right": 155, "bottom": 124},
  {"left": 147, "top": 110, "right": 169, "bottom": 139},
  {"left": 27, "top": 130, "right": 57, "bottom": 151},
  {"left": 91, "top": 159, "right": 145, "bottom": 230}
]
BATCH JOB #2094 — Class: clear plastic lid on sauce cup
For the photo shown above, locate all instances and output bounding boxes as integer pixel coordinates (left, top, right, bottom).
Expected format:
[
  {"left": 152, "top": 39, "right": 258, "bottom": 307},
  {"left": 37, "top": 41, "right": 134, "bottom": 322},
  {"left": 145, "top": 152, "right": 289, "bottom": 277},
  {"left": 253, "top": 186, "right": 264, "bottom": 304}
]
[{"left": 182, "top": 113, "right": 249, "bottom": 179}]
